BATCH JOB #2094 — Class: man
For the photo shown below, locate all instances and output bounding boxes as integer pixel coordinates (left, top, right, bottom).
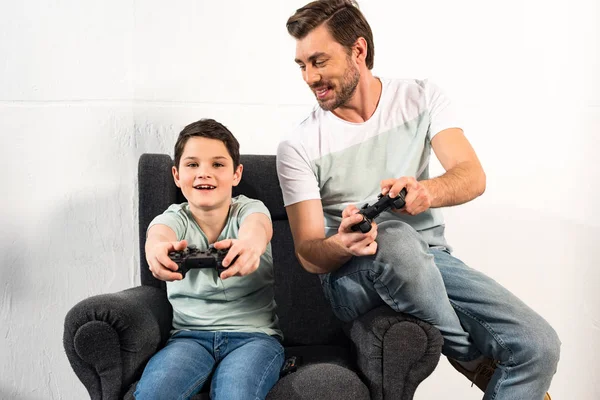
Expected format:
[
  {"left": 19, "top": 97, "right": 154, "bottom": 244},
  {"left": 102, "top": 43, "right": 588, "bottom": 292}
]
[{"left": 276, "top": 1, "right": 560, "bottom": 399}]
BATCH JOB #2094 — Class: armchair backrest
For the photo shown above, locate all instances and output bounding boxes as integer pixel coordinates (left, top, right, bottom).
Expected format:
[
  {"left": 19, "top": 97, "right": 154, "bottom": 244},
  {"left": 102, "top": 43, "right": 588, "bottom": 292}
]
[{"left": 138, "top": 153, "right": 346, "bottom": 347}]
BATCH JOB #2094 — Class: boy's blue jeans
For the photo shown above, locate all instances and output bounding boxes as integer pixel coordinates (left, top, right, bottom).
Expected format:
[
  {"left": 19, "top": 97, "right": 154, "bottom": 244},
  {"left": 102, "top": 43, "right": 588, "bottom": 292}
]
[
  {"left": 134, "top": 331, "right": 284, "bottom": 400},
  {"left": 322, "top": 220, "right": 560, "bottom": 400}
]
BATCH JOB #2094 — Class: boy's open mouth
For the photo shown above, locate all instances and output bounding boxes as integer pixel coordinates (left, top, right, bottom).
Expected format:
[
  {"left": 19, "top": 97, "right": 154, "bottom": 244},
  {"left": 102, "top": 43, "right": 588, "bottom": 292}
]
[{"left": 194, "top": 185, "right": 216, "bottom": 190}]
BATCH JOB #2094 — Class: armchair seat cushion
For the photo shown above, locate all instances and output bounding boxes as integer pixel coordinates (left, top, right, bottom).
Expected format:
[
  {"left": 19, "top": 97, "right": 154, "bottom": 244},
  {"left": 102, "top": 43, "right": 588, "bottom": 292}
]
[
  {"left": 269, "top": 345, "right": 369, "bottom": 399},
  {"left": 267, "top": 362, "right": 369, "bottom": 400}
]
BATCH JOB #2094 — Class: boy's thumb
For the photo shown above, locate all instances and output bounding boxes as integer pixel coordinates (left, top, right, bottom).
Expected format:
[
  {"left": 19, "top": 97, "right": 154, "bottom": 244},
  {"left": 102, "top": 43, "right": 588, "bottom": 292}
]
[{"left": 174, "top": 239, "right": 187, "bottom": 250}]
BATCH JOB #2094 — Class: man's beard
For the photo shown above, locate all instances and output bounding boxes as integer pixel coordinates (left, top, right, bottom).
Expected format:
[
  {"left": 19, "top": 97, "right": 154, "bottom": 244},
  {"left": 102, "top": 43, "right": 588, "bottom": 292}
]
[{"left": 316, "top": 61, "right": 360, "bottom": 111}]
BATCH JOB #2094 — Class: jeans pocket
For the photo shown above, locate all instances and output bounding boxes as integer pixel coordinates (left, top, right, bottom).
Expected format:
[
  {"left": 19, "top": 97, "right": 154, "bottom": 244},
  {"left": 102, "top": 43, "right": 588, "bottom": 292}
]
[{"left": 331, "top": 304, "right": 359, "bottom": 322}]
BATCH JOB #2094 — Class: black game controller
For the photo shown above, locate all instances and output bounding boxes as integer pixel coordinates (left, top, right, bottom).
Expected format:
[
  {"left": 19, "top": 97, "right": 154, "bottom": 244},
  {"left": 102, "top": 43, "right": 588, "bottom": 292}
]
[
  {"left": 169, "top": 245, "right": 229, "bottom": 278},
  {"left": 350, "top": 188, "right": 408, "bottom": 233},
  {"left": 280, "top": 355, "right": 301, "bottom": 378}
]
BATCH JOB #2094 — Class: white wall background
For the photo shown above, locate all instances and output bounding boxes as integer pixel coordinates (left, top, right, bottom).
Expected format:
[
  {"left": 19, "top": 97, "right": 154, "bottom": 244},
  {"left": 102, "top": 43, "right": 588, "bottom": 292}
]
[{"left": 1, "top": 0, "right": 598, "bottom": 398}]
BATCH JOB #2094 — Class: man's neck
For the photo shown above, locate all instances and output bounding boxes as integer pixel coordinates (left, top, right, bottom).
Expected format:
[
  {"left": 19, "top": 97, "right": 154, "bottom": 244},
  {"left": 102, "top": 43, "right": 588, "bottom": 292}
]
[{"left": 331, "top": 73, "right": 382, "bottom": 123}]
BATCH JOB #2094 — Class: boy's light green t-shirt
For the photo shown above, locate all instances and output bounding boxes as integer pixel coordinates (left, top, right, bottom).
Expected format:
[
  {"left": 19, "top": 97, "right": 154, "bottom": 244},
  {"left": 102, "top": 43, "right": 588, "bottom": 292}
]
[{"left": 149, "top": 195, "right": 282, "bottom": 339}]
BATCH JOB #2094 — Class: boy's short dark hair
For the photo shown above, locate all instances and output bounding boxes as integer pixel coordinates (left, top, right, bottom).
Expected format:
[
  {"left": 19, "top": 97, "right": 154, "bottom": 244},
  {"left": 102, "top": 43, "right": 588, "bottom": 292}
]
[
  {"left": 286, "top": 0, "right": 375, "bottom": 70},
  {"left": 174, "top": 119, "right": 240, "bottom": 170}
]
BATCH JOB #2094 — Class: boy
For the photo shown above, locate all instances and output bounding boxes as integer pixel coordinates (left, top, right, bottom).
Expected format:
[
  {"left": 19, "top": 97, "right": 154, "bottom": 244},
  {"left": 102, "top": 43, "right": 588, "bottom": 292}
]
[{"left": 134, "top": 119, "right": 284, "bottom": 400}]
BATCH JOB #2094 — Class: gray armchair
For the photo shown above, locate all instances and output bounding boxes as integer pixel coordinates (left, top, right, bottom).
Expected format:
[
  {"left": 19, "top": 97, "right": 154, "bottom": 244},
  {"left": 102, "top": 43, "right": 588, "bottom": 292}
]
[{"left": 63, "top": 153, "right": 443, "bottom": 400}]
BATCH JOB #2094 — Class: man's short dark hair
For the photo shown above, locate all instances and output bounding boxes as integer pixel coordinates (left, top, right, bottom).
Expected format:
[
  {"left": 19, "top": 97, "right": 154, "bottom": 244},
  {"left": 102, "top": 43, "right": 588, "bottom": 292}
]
[
  {"left": 286, "top": 0, "right": 375, "bottom": 70},
  {"left": 174, "top": 119, "right": 240, "bottom": 170}
]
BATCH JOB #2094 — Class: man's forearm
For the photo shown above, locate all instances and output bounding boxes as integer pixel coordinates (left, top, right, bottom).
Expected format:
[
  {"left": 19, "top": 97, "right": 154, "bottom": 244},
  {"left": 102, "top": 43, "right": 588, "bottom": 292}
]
[
  {"left": 422, "top": 160, "right": 486, "bottom": 208},
  {"left": 296, "top": 234, "right": 352, "bottom": 274}
]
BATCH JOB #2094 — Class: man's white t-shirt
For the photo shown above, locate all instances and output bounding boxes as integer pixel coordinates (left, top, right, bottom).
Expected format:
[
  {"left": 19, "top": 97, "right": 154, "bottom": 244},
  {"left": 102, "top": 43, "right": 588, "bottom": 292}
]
[{"left": 276, "top": 78, "right": 461, "bottom": 248}]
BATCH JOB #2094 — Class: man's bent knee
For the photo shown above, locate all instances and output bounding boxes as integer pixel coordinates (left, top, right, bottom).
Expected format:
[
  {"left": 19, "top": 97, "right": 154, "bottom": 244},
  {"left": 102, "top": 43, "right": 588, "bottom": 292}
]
[
  {"left": 519, "top": 322, "right": 561, "bottom": 376},
  {"left": 375, "top": 220, "right": 436, "bottom": 276}
]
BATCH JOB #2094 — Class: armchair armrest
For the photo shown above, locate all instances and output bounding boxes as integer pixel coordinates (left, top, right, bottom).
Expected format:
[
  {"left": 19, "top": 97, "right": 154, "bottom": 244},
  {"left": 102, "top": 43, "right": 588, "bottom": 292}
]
[
  {"left": 345, "top": 305, "right": 443, "bottom": 400},
  {"left": 63, "top": 286, "right": 173, "bottom": 400}
]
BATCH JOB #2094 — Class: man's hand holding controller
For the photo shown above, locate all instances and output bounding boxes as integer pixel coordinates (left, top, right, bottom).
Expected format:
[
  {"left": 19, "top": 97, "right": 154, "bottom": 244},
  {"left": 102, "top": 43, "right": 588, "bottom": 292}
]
[
  {"left": 380, "top": 177, "right": 433, "bottom": 216},
  {"left": 338, "top": 176, "right": 430, "bottom": 257},
  {"left": 350, "top": 188, "right": 408, "bottom": 234},
  {"left": 337, "top": 188, "right": 407, "bottom": 258}
]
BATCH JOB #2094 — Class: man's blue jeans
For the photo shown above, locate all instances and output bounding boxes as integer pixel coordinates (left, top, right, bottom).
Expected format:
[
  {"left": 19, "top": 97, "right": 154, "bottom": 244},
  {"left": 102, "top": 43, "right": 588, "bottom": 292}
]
[
  {"left": 134, "top": 331, "right": 284, "bottom": 400},
  {"left": 321, "top": 220, "right": 560, "bottom": 400}
]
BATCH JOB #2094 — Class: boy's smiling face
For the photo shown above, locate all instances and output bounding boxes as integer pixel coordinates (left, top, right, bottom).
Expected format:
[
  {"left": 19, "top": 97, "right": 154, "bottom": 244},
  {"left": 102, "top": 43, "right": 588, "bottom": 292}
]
[{"left": 172, "top": 137, "right": 242, "bottom": 214}]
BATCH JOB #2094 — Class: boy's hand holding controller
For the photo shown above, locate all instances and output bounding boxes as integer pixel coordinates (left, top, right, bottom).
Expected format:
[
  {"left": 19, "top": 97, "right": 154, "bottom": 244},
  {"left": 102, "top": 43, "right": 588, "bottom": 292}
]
[
  {"left": 213, "top": 212, "right": 272, "bottom": 280},
  {"left": 146, "top": 239, "right": 188, "bottom": 282},
  {"left": 213, "top": 236, "right": 264, "bottom": 280}
]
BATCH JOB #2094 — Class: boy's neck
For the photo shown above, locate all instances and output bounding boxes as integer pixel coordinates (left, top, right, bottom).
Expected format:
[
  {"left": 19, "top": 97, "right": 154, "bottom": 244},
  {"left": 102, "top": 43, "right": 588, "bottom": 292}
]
[{"left": 190, "top": 202, "right": 231, "bottom": 244}]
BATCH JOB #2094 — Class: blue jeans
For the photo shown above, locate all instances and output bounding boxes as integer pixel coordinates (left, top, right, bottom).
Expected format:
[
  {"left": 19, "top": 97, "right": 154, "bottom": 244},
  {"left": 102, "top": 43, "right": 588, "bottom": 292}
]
[
  {"left": 322, "top": 220, "right": 560, "bottom": 400},
  {"left": 134, "top": 331, "right": 284, "bottom": 400}
]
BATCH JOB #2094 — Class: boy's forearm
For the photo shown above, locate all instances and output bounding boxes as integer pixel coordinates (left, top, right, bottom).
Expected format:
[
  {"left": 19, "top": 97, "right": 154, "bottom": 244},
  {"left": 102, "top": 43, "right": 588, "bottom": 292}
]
[
  {"left": 145, "top": 232, "right": 174, "bottom": 252},
  {"left": 238, "top": 214, "right": 272, "bottom": 254},
  {"left": 422, "top": 161, "right": 486, "bottom": 208}
]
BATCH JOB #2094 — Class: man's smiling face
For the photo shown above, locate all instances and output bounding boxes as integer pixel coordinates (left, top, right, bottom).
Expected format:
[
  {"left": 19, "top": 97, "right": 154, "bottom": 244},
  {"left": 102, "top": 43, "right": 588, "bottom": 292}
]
[{"left": 295, "top": 24, "right": 360, "bottom": 111}]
